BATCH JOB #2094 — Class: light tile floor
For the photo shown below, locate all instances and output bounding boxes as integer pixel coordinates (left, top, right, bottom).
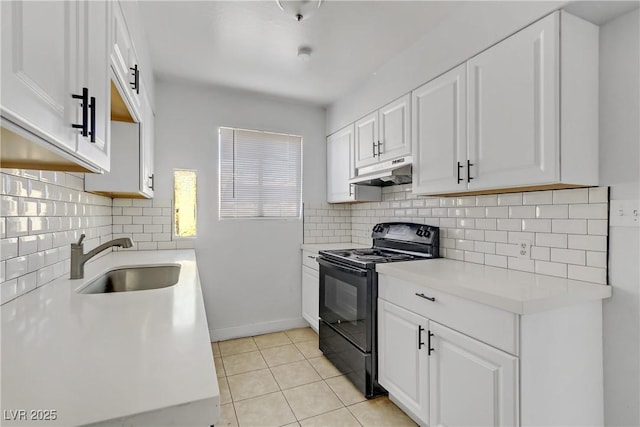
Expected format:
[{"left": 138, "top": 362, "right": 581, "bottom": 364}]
[{"left": 212, "top": 327, "right": 417, "bottom": 427}]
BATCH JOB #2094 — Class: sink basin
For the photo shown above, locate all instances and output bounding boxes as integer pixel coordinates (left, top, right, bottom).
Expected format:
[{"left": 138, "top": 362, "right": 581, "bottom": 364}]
[{"left": 78, "top": 264, "right": 181, "bottom": 294}]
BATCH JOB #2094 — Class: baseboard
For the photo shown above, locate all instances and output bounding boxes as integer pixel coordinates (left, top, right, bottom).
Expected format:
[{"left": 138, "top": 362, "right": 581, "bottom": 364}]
[{"left": 209, "top": 317, "right": 310, "bottom": 342}]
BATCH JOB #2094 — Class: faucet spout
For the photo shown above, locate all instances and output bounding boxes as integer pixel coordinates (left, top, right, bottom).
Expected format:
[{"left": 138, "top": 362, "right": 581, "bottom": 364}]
[{"left": 70, "top": 234, "right": 134, "bottom": 279}]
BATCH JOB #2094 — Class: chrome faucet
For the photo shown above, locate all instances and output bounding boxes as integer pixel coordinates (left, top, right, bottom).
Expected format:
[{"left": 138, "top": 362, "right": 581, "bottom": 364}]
[{"left": 70, "top": 234, "right": 133, "bottom": 279}]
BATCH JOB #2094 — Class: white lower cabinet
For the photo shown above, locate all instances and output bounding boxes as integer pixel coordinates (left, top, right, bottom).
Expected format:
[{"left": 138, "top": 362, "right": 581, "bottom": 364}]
[
  {"left": 301, "top": 251, "right": 319, "bottom": 332},
  {"left": 378, "top": 299, "right": 517, "bottom": 427},
  {"left": 378, "top": 274, "right": 605, "bottom": 427}
]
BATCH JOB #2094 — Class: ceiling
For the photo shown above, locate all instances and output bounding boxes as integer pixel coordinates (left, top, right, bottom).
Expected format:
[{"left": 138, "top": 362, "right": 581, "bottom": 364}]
[{"left": 138, "top": 1, "right": 640, "bottom": 107}]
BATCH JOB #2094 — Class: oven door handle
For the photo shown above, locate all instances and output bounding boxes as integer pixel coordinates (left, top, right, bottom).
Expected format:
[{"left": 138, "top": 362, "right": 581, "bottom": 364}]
[{"left": 317, "top": 258, "right": 369, "bottom": 277}]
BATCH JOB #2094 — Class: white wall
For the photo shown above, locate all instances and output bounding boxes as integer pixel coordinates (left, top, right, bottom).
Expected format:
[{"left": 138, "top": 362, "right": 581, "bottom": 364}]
[
  {"left": 326, "top": 1, "right": 563, "bottom": 135},
  {"left": 599, "top": 8, "right": 640, "bottom": 426},
  {"left": 153, "top": 79, "right": 326, "bottom": 341}
]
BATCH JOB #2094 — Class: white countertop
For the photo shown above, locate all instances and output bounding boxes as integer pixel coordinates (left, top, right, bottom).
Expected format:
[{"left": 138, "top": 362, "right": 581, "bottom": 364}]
[
  {"left": 376, "top": 258, "right": 612, "bottom": 315},
  {"left": 0, "top": 250, "right": 219, "bottom": 426},
  {"left": 300, "top": 242, "right": 369, "bottom": 253}
]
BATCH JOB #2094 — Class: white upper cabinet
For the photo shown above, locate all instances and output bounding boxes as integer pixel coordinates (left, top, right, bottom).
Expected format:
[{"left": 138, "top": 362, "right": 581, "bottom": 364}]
[
  {"left": 466, "top": 12, "right": 558, "bottom": 190},
  {"left": 378, "top": 94, "right": 411, "bottom": 162},
  {"left": 1, "top": 1, "right": 77, "bottom": 152},
  {"left": 76, "top": 0, "right": 111, "bottom": 172},
  {"left": 412, "top": 11, "right": 598, "bottom": 195},
  {"left": 327, "top": 125, "right": 381, "bottom": 203},
  {"left": 354, "top": 95, "right": 411, "bottom": 170},
  {"left": 412, "top": 65, "right": 467, "bottom": 195},
  {"left": 327, "top": 125, "right": 356, "bottom": 203},
  {"left": 1, "top": 0, "right": 111, "bottom": 172},
  {"left": 111, "top": 2, "right": 142, "bottom": 119},
  {"left": 354, "top": 112, "right": 379, "bottom": 169},
  {"left": 85, "top": 80, "right": 154, "bottom": 198}
]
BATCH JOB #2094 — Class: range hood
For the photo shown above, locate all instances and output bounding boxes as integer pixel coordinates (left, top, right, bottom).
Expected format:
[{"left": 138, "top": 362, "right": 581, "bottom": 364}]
[{"left": 349, "top": 156, "right": 412, "bottom": 186}]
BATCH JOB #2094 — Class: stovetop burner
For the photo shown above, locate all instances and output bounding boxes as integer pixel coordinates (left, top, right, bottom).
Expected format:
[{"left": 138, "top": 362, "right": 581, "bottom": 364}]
[{"left": 318, "top": 222, "right": 440, "bottom": 268}]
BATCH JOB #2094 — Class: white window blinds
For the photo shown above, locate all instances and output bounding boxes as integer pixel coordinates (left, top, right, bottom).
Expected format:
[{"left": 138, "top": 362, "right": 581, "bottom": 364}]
[{"left": 219, "top": 127, "right": 302, "bottom": 219}]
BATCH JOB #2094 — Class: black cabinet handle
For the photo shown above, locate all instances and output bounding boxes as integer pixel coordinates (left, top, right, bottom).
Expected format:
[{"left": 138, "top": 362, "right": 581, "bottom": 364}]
[
  {"left": 89, "top": 96, "right": 96, "bottom": 143},
  {"left": 415, "top": 292, "right": 436, "bottom": 302},
  {"left": 72, "top": 88, "right": 89, "bottom": 137},
  {"left": 467, "top": 159, "right": 474, "bottom": 182},
  {"left": 372, "top": 141, "right": 377, "bottom": 157},
  {"left": 377, "top": 140, "right": 382, "bottom": 156},
  {"left": 418, "top": 325, "right": 425, "bottom": 349},
  {"left": 148, "top": 174, "right": 154, "bottom": 190},
  {"left": 349, "top": 184, "right": 354, "bottom": 197},
  {"left": 428, "top": 331, "right": 434, "bottom": 355},
  {"left": 457, "top": 161, "right": 463, "bottom": 184},
  {"left": 130, "top": 64, "right": 139, "bottom": 94}
]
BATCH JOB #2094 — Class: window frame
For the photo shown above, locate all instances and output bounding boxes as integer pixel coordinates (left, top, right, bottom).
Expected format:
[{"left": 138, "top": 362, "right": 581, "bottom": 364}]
[{"left": 218, "top": 126, "right": 303, "bottom": 221}]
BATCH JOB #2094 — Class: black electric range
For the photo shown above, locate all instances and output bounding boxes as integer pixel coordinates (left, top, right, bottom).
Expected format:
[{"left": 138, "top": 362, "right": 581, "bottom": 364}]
[{"left": 316, "top": 222, "right": 439, "bottom": 398}]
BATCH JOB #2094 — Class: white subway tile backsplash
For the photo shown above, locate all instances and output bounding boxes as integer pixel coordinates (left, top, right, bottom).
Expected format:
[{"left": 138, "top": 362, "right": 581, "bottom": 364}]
[
  {"left": 587, "top": 220, "right": 608, "bottom": 236},
  {"left": 498, "top": 193, "right": 522, "bottom": 206},
  {"left": 569, "top": 204, "right": 608, "bottom": 219},
  {"left": 485, "top": 207, "right": 509, "bottom": 218},
  {"left": 568, "top": 265, "right": 606, "bottom": 284},
  {"left": 6, "top": 256, "right": 28, "bottom": 280},
  {"left": 485, "top": 254, "right": 507, "bottom": 268},
  {"left": 568, "top": 235, "right": 607, "bottom": 252},
  {"left": 474, "top": 241, "right": 495, "bottom": 254},
  {"left": 496, "top": 219, "right": 521, "bottom": 231},
  {"left": 589, "top": 187, "right": 608, "bottom": 203},
  {"left": 586, "top": 251, "right": 607, "bottom": 268},
  {"left": 535, "top": 261, "right": 567, "bottom": 278},
  {"left": 508, "top": 257, "right": 535, "bottom": 272},
  {"left": 553, "top": 188, "right": 588, "bottom": 204},
  {"left": 1, "top": 170, "right": 112, "bottom": 304},
  {"left": 485, "top": 230, "right": 508, "bottom": 243},
  {"left": 6, "top": 217, "right": 28, "bottom": 237},
  {"left": 475, "top": 219, "right": 497, "bottom": 230},
  {"left": 550, "top": 248, "right": 586, "bottom": 265},
  {"left": 18, "top": 235, "right": 38, "bottom": 256},
  {"left": 522, "top": 219, "right": 552, "bottom": 233},
  {"left": 522, "top": 191, "right": 553, "bottom": 205},
  {"left": 475, "top": 195, "right": 497, "bottom": 206},
  {"left": 464, "top": 251, "right": 484, "bottom": 264},
  {"left": 552, "top": 219, "right": 587, "bottom": 234},
  {"left": 536, "top": 205, "right": 569, "bottom": 219},
  {"left": 1, "top": 238, "right": 18, "bottom": 260},
  {"left": 456, "top": 239, "right": 474, "bottom": 251},
  {"left": 509, "top": 206, "right": 536, "bottom": 218},
  {"left": 531, "top": 246, "right": 550, "bottom": 261}
]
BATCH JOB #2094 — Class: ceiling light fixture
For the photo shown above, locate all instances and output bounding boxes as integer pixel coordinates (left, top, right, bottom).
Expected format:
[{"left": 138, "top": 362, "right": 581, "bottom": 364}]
[
  {"left": 276, "top": 0, "right": 323, "bottom": 22},
  {"left": 297, "top": 46, "right": 312, "bottom": 61}
]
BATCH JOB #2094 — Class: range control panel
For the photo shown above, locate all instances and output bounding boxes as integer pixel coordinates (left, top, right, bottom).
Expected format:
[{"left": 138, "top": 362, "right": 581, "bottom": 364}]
[{"left": 371, "top": 222, "right": 439, "bottom": 246}]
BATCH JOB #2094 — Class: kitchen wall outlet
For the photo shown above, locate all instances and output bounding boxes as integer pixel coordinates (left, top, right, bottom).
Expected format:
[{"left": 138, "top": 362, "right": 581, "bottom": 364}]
[
  {"left": 517, "top": 240, "right": 531, "bottom": 259},
  {"left": 610, "top": 200, "right": 639, "bottom": 227}
]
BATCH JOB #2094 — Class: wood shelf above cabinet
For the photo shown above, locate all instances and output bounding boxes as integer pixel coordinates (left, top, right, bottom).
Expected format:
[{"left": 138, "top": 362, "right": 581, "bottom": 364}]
[{"left": 110, "top": 81, "right": 135, "bottom": 123}]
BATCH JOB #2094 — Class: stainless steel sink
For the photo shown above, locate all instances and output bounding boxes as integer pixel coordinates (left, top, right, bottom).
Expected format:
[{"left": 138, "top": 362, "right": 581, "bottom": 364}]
[{"left": 77, "top": 264, "right": 181, "bottom": 294}]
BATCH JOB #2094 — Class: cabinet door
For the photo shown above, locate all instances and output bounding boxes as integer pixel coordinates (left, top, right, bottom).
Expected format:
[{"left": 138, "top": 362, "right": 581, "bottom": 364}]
[
  {"left": 76, "top": 0, "right": 110, "bottom": 171},
  {"left": 429, "top": 321, "right": 518, "bottom": 427},
  {"left": 379, "top": 94, "right": 411, "bottom": 162},
  {"left": 302, "top": 266, "right": 319, "bottom": 333},
  {"left": 378, "top": 299, "right": 429, "bottom": 425},
  {"left": 110, "top": 2, "right": 140, "bottom": 120},
  {"left": 467, "top": 13, "right": 559, "bottom": 190},
  {"left": 412, "top": 64, "right": 467, "bottom": 195},
  {"left": 1, "top": 0, "right": 77, "bottom": 151},
  {"left": 326, "top": 125, "right": 355, "bottom": 203},
  {"left": 354, "top": 111, "right": 378, "bottom": 169},
  {"left": 140, "top": 83, "right": 154, "bottom": 197}
]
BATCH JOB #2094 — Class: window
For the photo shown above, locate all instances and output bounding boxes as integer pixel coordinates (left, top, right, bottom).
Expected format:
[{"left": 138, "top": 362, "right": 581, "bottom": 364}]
[
  {"left": 219, "top": 127, "right": 302, "bottom": 219},
  {"left": 174, "top": 169, "right": 197, "bottom": 237}
]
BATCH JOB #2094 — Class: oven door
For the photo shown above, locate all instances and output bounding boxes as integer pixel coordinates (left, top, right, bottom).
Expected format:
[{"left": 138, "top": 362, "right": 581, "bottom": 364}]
[{"left": 318, "top": 257, "right": 372, "bottom": 352}]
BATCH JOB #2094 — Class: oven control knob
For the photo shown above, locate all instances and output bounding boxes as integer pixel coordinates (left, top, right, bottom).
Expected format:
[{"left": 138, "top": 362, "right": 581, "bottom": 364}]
[
  {"left": 416, "top": 229, "right": 423, "bottom": 237},
  {"left": 423, "top": 230, "right": 431, "bottom": 238}
]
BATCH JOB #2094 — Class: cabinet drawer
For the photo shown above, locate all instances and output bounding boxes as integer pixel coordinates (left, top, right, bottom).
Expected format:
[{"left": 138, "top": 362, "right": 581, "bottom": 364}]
[
  {"left": 302, "top": 251, "right": 319, "bottom": 270},
  {"left": 378, "top": 274, "right": 519, "bottom": 355}
]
